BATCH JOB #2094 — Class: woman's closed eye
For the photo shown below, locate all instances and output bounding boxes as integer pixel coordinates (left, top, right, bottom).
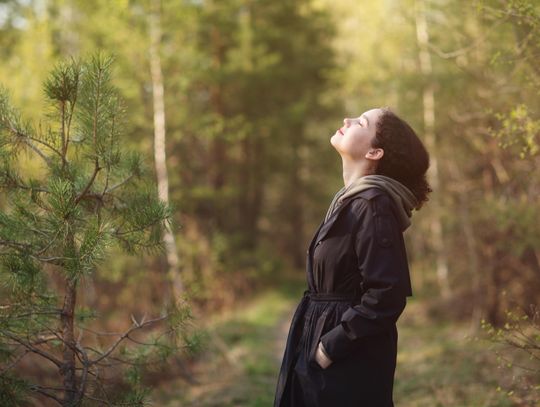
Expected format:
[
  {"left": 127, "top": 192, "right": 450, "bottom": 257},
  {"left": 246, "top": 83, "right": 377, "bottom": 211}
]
[{"left": 344, "top": 118, "right": 363, "bottom": 128}]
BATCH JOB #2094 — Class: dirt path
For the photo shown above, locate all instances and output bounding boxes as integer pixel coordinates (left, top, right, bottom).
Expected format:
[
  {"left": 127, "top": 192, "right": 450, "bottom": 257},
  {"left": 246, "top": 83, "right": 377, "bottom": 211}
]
[
  {"left": 272, "top": 306, "right": 295, "bottom": 364},
  {"left": 153, "top": 288, "right": 300, "bottom": 406}
]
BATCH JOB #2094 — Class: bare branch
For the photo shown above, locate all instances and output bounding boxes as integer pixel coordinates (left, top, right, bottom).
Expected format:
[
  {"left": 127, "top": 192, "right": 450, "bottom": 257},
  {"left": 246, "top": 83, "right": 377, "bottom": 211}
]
[
  {"left": 0, "top": 179, "right": 50, "bottom": 194},
  {"left": 2, "top": 118, "right": 55, "bottom": 166},
  {"left": 29, "top": 385, "right": 63, "bottom": 405},
  {"left": 1, "top": 331, "right": 62, "bottom": 368},
  {"left": 103, "top": 174, "right": 135, "bottom": 194},
  {"left": 17, "top": 137, "right": 52, "bottom": 167},
  {"left": 130, "top": 313, "right": 140, "bottom": 327},
  {"left": 426, "top": 17, "right": 507, "bottom": 60},
  {"left": 82, "top": 394, "right": 115, "bottom": 406},
  {"left": 1, "top": 310, "right": 61, "bottom": 319},
  {"left": 89, "top": 314, "right": 167, "bottom": 365},
  {"left": 75, "top": 341, "right": 90, "bottom": 406},
  {"left": 0, "top": 349, "right": 29, "bottom": 375},
  {"left": 27, "top": 134, "right": 63, "bottom": 159},
  {"left": 77, "top": 325, "right": 128, "bottom": 337},
  {"left": 82, "top": 373, "right": 113, "bottom": 406},
  {"left": 36, "top": 121, "right": 64, "bottom": 158}
]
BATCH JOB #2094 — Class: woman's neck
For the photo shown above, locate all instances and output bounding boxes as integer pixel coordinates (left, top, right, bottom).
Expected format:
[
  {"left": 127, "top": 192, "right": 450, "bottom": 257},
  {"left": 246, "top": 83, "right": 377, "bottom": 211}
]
[{"left": 341, "top": 157, "right": 374, "bottom": 188}]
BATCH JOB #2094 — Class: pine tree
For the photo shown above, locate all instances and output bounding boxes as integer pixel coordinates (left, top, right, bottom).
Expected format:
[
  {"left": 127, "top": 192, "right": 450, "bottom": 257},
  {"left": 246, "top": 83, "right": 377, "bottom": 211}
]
[{"left": 0, "top": 54, "right": 194, "bottom": 406}]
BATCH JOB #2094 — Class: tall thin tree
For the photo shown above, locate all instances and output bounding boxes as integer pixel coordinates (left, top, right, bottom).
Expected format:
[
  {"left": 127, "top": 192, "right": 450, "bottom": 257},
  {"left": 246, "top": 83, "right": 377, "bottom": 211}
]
[
  {"left": 148, "top": 0, "right": 184, "bottom": 303},
  {"left": 415, "top": 0, "right": 451, "bottom": 299}
]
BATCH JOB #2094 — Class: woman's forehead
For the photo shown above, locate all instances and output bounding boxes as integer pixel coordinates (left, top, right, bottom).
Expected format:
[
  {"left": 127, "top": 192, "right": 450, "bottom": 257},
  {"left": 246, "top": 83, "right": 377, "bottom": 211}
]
[{"left": 361, "top": 108, "right": 382, "bottom": 117}]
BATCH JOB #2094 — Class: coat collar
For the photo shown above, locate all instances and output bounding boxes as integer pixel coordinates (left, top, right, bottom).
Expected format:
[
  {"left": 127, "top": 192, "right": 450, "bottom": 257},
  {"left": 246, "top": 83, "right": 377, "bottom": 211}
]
[{"left": 309, "top": 187, "right": 383, "bottom": 249}]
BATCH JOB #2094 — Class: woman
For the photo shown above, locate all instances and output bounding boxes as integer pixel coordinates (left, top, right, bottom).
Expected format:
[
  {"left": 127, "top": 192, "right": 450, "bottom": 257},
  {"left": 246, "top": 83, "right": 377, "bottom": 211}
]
[{"left": 273, "top": 107, "right": 431, "bottom": 407}]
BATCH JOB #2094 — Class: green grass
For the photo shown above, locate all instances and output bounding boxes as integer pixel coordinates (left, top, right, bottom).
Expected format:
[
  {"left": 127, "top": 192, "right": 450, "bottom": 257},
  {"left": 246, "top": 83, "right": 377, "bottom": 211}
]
[
  {"left": 152, "top": 277, "right": 304, "bottom": 406},
  {"left": 153, "top": 280, "right": 534, "bottom": 406},
  {"left": 394, "top": 298, "right": 518, "bottom": 407}
]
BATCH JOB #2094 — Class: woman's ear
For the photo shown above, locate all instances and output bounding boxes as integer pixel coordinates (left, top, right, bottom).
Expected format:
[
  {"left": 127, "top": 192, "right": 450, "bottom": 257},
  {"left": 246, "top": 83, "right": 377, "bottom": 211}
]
[{"left": 365, "top": 148, "right": 384, "bottom": 161}]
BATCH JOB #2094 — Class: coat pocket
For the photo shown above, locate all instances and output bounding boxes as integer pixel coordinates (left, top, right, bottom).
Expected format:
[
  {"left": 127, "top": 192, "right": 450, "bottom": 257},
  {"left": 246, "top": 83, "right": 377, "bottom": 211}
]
[{"left": 307, "top": 310, "right": 330, "bottom": 368}]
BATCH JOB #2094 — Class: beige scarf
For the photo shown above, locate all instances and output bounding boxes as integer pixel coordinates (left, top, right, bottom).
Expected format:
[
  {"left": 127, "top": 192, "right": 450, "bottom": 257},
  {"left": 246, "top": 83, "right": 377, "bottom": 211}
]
[{"left": 323, "top": 174, "right": 419, "bottom": 231}]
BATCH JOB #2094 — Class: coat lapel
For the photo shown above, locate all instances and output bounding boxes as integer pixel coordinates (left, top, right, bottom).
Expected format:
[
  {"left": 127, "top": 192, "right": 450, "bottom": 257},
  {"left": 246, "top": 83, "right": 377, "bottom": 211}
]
[
  {"left": 312, "top": 194, "right": 357, "bottom": 245},
  {"left": 307, "top": 219, "right": 325, "bottom": 253},
  {"left": 305, "top": 194, "right": 358, "bottom": 292}
]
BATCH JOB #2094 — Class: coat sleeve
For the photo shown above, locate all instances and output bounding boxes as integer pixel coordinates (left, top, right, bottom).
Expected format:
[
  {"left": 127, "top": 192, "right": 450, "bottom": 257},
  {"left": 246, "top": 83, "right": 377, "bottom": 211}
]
[{"left": 319, "top": 193, "right": 410, "bottom": 362}]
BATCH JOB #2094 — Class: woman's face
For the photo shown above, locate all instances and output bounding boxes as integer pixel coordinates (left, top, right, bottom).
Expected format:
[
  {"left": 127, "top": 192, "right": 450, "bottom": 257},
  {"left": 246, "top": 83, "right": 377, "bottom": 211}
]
[{"left": 330, "top": 108, "right": 384, "bottom": 160}]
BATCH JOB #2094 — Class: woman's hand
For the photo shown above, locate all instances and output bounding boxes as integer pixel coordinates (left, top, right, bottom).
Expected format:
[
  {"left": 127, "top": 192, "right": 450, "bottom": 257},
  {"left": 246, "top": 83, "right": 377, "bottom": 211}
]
[{"left": 315, "top": 341, "right": 333, "bottom": 369}]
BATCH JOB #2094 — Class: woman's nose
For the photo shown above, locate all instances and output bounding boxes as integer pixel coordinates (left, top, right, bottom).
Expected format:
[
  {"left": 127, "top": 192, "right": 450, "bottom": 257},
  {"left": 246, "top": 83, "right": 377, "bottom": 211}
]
[{"left": 343, "top": 118, "right": 350, "bottom": 127}]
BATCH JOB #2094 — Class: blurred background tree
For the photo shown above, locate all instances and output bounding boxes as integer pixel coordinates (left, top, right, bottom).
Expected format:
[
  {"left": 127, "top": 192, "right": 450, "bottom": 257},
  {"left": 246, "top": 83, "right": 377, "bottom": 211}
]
[{"left": 0, "top": 0, "right": 538, "bottom": 405}]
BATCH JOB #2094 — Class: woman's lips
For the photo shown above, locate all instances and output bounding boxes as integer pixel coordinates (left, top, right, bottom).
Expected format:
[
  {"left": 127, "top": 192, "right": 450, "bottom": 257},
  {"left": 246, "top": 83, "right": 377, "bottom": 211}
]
[{"left": 338, "top": 128, "right": 344, "bottom": 135}]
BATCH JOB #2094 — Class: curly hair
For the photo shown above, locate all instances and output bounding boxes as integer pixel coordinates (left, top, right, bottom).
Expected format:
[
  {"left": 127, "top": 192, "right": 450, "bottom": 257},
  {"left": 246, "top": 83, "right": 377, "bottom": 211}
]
[{"left": 371, "top": 107, "right": 432, "bottom": 209}]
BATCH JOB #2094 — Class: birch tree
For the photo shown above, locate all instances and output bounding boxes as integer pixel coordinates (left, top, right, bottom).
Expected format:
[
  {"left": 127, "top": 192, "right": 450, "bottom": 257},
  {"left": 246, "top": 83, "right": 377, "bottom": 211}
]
[{"left": 148, "top": 0, "right": 184, "bottom": 303}]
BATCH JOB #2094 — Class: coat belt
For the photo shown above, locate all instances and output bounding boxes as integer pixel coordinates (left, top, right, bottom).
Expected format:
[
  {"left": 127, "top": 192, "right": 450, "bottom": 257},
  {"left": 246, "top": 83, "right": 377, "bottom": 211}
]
[{"left": 303, "top": 289, "right": 363, "bottom": 302}]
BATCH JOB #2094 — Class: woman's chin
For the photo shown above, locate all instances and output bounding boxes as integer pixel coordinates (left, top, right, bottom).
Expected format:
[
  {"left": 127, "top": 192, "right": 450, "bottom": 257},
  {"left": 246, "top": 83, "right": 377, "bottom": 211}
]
[{"left": 330, "top": 134, "right": 343, "bottom": 149}]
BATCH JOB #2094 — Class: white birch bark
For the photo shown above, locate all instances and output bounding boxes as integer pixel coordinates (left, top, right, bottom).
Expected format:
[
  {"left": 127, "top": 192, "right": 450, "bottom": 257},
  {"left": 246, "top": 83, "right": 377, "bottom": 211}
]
[{"left": 148, "top": 1, "right": 184, "bottom": 302}]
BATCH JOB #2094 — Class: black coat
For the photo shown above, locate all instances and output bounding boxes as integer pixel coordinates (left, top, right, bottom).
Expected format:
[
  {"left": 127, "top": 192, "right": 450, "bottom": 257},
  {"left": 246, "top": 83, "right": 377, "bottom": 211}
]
[{"left": 273, "top": 187, "right": 413, "bottom": 407}]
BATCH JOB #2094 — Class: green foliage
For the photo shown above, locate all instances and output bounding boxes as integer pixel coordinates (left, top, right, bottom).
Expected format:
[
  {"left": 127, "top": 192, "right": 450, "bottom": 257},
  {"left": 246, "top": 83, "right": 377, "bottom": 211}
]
[
  {"left": 0, "top": 53, "right": 183, "bottom": 405},
  {"left": 43, "top": 57, "right": 80, "bottom": 104},
  {"left": 0, "top": 86, "right": 36, "bottom": 158},
  {"left": 491, "top": 104, "right": 540, "bottom": 158},
  {"left": 481, "top": 303, "right": 540, "bottom": 405},
  {"left": 0, "top": 374, "right": 30, "bottom": 407},
  {"left": 111, "top": 184, "right": 172, "bottom": 255}
]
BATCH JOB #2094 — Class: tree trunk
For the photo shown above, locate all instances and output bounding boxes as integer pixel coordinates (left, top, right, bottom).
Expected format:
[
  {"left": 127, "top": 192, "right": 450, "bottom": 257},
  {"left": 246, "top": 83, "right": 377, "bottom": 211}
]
[
  {"left": 210, "top": 24, "right": 227, "bottom": 194},
  {"left": 447, "top": 159, "right": 483, "bottom": 333},
  {"left": 240, "top": 136, "right": 255, "bottom": 249},
  {"left": 487, "top": 254, "right": 502, "bottom": 326},
  {"left": 415, "top": 0, "right": 452, "bottom": 299},
  {"left": 60, "top": 276, "right": 78, "bottom": 405},
  {"left": 290, "top": 128, "right": 305, "bottom": 268},
  {"left": 149, "top": 0, "right": 184, "bottom": 303}
]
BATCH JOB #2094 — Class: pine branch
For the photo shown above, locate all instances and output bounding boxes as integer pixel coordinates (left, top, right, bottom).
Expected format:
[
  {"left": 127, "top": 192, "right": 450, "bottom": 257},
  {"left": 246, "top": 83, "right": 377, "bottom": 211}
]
[
  {"left": 0, "top": 89, "right": 60, "bottom": 165},
  {"left": 74, "top": 164, "right": 101, "bottom": 205},
  {"left": 7, "top": 125, "right": 52, "bottom": 167},
  {"left": 30, "top": 255, "right": 70, "bottom": 266},
  {"left": 64, "top": 94, "right": 78, "bottom": 159},
  {"left": 0, "top": 239, "right": 33, "bottom": 251},
  {"left": 35, "top": 228, "right": 63, "bottom": 256}
]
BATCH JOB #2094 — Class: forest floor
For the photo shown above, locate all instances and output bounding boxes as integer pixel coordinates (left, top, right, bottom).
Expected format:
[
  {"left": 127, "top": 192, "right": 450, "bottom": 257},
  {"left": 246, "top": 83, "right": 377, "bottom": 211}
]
[{"left": 152, "top": 275, "right": 534, "bottom": 407}]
